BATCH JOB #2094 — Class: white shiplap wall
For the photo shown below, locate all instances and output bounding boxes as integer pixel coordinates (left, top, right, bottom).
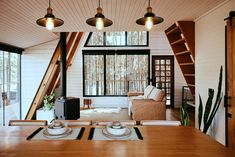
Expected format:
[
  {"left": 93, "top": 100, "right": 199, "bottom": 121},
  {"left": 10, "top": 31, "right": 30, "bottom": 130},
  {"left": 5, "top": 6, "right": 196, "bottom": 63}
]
[
  {"left": 195, "top": 0, "right": 235, "bottom": 145},
  {"left": 22, "top": 31, "right": 188, "bottom": 118},
  {"left": 21, "top": 40, "right": 59, "bottom": 119},
  {"left": 149, "top": 31, "right": 188, "bottom": 108},
  {"left": 67, "top": 31, "right": 187, "bottom": 108}
]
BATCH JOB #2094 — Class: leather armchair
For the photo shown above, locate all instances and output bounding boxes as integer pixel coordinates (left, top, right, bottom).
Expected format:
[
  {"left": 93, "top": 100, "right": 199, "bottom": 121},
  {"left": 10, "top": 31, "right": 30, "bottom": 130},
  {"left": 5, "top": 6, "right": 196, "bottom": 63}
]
[
  {"left": 131, "top": 99, "right": 166, "bottom": 121},
  {"left": 128, "top": 86, "right": 166, "bottom": 121}
]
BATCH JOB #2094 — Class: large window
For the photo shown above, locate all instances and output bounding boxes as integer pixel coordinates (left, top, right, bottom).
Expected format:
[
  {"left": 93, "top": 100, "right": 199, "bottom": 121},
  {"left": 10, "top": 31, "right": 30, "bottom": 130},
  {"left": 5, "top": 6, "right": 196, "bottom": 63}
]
[
  {"left": 0, "top": 50, "right": 21, "bottom": 126},
  {"left": 85, "top": 31, "right": 148, "bottom": 47},
  {"left": 83, "top": 50, "right": 150, "bottom": 96}
]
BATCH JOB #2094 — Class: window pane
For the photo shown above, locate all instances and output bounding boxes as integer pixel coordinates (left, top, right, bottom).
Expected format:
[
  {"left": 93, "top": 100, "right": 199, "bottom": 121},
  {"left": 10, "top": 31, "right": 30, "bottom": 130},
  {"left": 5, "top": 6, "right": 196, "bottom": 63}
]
[
  {"left": 127, "top": 31, "right": 147, "bottom": 45},
  {"left": 84, "top": 55, "right": 104, "bottom": 95},
  {"left": 0, "top": 51, "right": 20, "bottom": 126},
  {"left": 127, "top": 55, "right": 148, "bottom": 92},
  {"left": 116, "top": 55, "right": 127, "bottom": 95},
  {"left": 10, "top": 53, "right": 20, "bottom": 103},
  {"left": 87, "top": 32, "right": 104, "bottom": 46},
  {"left": 106, "top": 55, "right": 115, "bottom": 95},
  {"left": 106, "top": 55, "right": 127, "bottom": 95},
  {"left": 106, "top": 32, "right": 125, "bottom": 46},
  {"left": 0, "top": 51, "right": 3, "bottom": 126}
]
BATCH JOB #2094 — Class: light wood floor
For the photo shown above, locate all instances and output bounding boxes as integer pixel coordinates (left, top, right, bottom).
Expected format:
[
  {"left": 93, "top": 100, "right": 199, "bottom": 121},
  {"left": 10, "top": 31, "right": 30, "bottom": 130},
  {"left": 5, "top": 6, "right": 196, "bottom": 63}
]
[{"left": 80, "top": 107, "right": 195, "bottom": 126}]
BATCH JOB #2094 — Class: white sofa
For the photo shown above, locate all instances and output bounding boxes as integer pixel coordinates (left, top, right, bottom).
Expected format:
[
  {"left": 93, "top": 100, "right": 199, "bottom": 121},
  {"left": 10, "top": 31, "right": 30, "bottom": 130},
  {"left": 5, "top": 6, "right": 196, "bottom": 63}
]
[{"left": 128, "top": 85, "right": 166, "bottom": 120}]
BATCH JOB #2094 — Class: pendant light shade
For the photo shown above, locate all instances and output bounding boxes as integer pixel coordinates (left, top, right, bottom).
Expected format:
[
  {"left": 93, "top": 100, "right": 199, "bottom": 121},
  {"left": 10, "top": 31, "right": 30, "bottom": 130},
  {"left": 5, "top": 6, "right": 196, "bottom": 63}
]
[
  {"left": 36, "top": 0, "right": 64, "bottom": 30},
  {"left": 86, "top": 0, "right": 113, "bottom": 30},
  {"left": 136, "top": 0, "right": 163, "bottom": 30}
]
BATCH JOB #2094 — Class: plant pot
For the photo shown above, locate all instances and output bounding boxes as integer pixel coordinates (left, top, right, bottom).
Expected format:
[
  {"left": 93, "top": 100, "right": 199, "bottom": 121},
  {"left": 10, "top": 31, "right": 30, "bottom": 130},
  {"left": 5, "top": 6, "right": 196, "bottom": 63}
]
[{"left": 36, "top": 108, "right": 55, "bottom": 123}]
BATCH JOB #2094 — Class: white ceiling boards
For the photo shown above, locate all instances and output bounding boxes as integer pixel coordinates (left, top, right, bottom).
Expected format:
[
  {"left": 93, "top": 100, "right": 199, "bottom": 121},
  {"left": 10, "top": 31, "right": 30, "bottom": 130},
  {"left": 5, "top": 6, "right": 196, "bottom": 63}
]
[{"left": 0, "top": 0, "right": 226, "bottom": 48}]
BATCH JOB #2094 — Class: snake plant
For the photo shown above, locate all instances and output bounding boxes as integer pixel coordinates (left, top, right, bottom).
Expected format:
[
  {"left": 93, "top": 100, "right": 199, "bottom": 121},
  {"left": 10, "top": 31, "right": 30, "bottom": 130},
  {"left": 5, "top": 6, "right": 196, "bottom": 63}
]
[
  {"left": 198, "top": 66, "right": 223, "bottom": 134},
  {"left": 180, "top": 101, "right": 190, "bottom": 126}
]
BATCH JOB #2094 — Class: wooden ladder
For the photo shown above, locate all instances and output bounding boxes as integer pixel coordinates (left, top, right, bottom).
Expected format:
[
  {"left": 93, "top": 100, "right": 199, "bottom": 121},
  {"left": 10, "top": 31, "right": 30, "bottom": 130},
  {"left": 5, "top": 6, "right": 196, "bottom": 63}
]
[
  {"left": 26, "top": 32, "right": 83, "bottom": 120},
  {"left": 165, "top": 21, "right": 195, "bottom": 96}
]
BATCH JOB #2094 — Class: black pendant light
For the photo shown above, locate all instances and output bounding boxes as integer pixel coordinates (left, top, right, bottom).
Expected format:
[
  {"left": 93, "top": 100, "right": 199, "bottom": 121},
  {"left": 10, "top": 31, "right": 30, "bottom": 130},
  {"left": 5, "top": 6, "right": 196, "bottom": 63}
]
[
  {"left": 36, "top": 0, "right": 64, "bottom": 30},
  {"left": 136, "top": 0, "right": 163, "bottom": 30},
  {"left": 86, "top": 0, "right": 113, "bottom": 30}
]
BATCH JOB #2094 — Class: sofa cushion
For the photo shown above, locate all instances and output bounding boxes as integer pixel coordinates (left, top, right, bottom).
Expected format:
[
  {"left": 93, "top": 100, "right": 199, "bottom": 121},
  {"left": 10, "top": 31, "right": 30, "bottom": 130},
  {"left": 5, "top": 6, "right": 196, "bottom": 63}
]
[
  {"left": 148, "top": 88, "right": 165, "bottom": 101},
  {"left": 143, "top": 85, "right": 154, "bottom": 98}
]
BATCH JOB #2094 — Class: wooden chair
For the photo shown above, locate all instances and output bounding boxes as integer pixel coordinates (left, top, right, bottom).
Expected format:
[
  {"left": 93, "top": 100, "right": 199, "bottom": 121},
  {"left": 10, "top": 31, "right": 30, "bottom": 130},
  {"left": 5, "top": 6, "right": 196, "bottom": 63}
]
[
  {"left": 140, "top": 120, "right": 181, "bottom": 126},
  {"left": 53, "top": 120, "right": 91, "bottom": 126},
  {"left": 8, "top": 120, "right": 47, "bottom": 126},
  {"left": 94, "top": 120, "right": 136, "bottom": 126}
]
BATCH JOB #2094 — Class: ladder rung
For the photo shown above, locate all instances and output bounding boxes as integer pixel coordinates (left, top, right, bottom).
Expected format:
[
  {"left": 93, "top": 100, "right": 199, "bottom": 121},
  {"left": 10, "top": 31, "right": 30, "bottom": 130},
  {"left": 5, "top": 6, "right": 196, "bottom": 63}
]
[
  {"left": 171, "top": 38, "right": 185, "bottom": 45},
  {"left": 184, "top": 74, "right": 195, "bottom": 77},
  {"left": 166, "top": 26, "right": 180, "bottom": 35},
  {"left": 179, "top": 62, "right": 194, "bottom": 66},
  {"left": 175, "top": 50, "right": 190, "bottom": 56},
  {"left": 188, "top": 84, "right": 195, "bottom": 87}
]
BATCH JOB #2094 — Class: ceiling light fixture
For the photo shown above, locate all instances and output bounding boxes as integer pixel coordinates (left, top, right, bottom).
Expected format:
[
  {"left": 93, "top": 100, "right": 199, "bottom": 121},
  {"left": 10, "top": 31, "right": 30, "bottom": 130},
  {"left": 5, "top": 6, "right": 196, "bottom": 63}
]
[
  {"left": 36, "top": 0, "right": 64, "bottom": 30},
  {"left": 86, "top": 0, "right": 113, "bottom": 30},
  {"left": 136, "top": 0, "right": 164, "bottom": 30}
]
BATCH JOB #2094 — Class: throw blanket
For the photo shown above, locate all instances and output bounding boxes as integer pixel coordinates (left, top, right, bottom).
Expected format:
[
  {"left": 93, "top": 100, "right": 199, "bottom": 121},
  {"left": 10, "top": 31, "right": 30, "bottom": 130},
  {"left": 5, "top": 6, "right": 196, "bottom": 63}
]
[{"left": 81, "top": 108, "right": 121, "bottom": 114}]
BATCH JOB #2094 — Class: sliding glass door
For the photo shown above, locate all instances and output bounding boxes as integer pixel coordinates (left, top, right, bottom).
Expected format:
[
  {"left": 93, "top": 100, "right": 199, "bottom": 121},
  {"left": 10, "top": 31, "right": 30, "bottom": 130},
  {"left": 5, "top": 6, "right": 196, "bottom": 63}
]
[{"left": 0, "top": 50, "right": 21, "bottom": 126}]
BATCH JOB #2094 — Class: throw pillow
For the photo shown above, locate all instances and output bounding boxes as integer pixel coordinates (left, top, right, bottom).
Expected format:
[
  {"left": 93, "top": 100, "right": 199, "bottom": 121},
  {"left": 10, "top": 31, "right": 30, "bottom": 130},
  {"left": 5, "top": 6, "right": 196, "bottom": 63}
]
[
  {"left": 148, "top": 88, "right": 165, "bottom": 101},
  {"left": 143, "top": 85, "right": 154, "bottom": 98}
]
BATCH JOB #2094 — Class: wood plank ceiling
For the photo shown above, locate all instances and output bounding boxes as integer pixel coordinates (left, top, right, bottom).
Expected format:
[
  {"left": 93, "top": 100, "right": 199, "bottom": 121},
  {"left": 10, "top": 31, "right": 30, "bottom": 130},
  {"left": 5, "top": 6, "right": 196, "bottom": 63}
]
[{"left": 0, "top": 0, "right": 226, "bottom": 48}]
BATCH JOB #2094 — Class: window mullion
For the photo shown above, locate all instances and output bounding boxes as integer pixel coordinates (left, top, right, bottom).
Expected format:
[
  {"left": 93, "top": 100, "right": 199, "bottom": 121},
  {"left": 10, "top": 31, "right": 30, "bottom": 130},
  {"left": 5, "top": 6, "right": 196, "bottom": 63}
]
[
  {"left": 103, "top": 32, "right": 106, "bottom": 46},
  {"left": 125, "top": 32, "right": 128, "bottom": 46},
  {"left": 104, "top": 54, "right": 106, "bottom": 95}
]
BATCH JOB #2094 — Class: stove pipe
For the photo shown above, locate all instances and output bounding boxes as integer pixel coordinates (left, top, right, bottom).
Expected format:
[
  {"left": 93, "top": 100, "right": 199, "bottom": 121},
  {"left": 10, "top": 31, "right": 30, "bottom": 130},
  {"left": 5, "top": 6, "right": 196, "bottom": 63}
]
[
  {"left": 55, "top": 32, "right": 80, "bottom": 120},
  {"left": 60, "top": 32, "right": 67, "bottom": 98}
]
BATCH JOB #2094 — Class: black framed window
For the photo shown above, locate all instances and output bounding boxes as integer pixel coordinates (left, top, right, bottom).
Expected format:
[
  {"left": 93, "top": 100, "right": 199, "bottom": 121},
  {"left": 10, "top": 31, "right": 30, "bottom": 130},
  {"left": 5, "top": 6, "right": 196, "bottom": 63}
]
[
  {"left": 85, "top": 31, "right": 149, "bottom": 47},
  {"left": 83, "top": 50, "right": 150, "bottom": 96}
]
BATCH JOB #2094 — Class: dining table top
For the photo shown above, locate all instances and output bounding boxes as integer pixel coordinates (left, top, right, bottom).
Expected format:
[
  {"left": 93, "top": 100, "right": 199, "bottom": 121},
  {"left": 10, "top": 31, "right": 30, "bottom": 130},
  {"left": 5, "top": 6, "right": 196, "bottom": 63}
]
[{"left": 0, "top": 125, "right": 233, "bottom": 157}]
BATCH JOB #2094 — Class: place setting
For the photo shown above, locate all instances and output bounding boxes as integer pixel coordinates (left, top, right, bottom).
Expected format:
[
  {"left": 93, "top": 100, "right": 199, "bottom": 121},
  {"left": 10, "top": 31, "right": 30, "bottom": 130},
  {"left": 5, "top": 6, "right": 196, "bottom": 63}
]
[
  {"left": 88, "top": 121, "right": 143, "bottom": 141},
  {"left": 26, "top": 121, "right": 85, "bottom": 140}
]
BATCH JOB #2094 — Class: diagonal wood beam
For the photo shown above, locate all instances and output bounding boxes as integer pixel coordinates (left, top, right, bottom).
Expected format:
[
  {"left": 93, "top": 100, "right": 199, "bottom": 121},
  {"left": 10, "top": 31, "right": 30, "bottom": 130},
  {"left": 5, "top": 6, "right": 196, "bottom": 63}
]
[
  {"left": 67, "top": 32, "right": 83, "bottom": 69},
  {"left": 25, "top": 41, "right": 62, "bottom": 120},
  {"left": 25, "top": 32, "right": 83, "bottom": 120},
  {"left": 26, "top": 33, "right": 71, "bottom": 120},
  {"left": 46, "top": 32, "right": 78, "bottom": 95},
  {"left": 54, "top": 32, "right": 84, "bottom": 90}
]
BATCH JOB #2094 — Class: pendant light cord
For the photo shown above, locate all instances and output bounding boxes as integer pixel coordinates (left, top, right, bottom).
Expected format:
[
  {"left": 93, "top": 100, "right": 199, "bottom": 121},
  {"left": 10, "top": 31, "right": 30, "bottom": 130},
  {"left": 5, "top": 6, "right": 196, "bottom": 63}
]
[
  {"left": 148, "top": 0, "right": 150, "bottom": 7},
  {"left": 98, "top": 0, "right": 101, "bottom": 8},
  {"left": 49, "top": 0, "right": 51, "bottom": 8}
]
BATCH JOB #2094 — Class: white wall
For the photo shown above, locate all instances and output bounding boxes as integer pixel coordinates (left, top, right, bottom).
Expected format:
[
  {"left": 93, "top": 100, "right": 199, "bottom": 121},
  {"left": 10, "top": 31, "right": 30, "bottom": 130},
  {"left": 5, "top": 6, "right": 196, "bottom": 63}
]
[
  {"left": 195, "top": 0, "right": 235, "bottom": 145},
  {"left": 67, "top": 31, "right": 187, "bottom": 108},
  {"left": 21, "top": 40, "right": 59, "bottom": 119},
  {"left": 21, "top": 31, "right": 187, "bottom": 118}
]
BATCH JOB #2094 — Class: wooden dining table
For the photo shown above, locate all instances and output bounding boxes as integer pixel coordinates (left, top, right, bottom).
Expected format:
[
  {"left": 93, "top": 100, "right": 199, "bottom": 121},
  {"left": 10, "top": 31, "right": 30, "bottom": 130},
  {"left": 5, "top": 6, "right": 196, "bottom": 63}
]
[{"left": 0, "top": 125, "right": 233, "bottom": 157}]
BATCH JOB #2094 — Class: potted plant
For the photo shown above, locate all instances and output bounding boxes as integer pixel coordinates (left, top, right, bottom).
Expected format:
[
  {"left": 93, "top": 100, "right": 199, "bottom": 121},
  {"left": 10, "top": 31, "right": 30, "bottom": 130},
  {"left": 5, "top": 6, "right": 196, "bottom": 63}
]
[
  {"left": 180, "top": 101, "right": 190, "bottom": 126},
  {"left": 198, "top": 66, "right": 223, "bottom": 134},
  {"left": 43, "top": 91, "right": 55, "bottom": 111},
  {"left": 36, "top": 91, "right": 55, "bottom": 123}
]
